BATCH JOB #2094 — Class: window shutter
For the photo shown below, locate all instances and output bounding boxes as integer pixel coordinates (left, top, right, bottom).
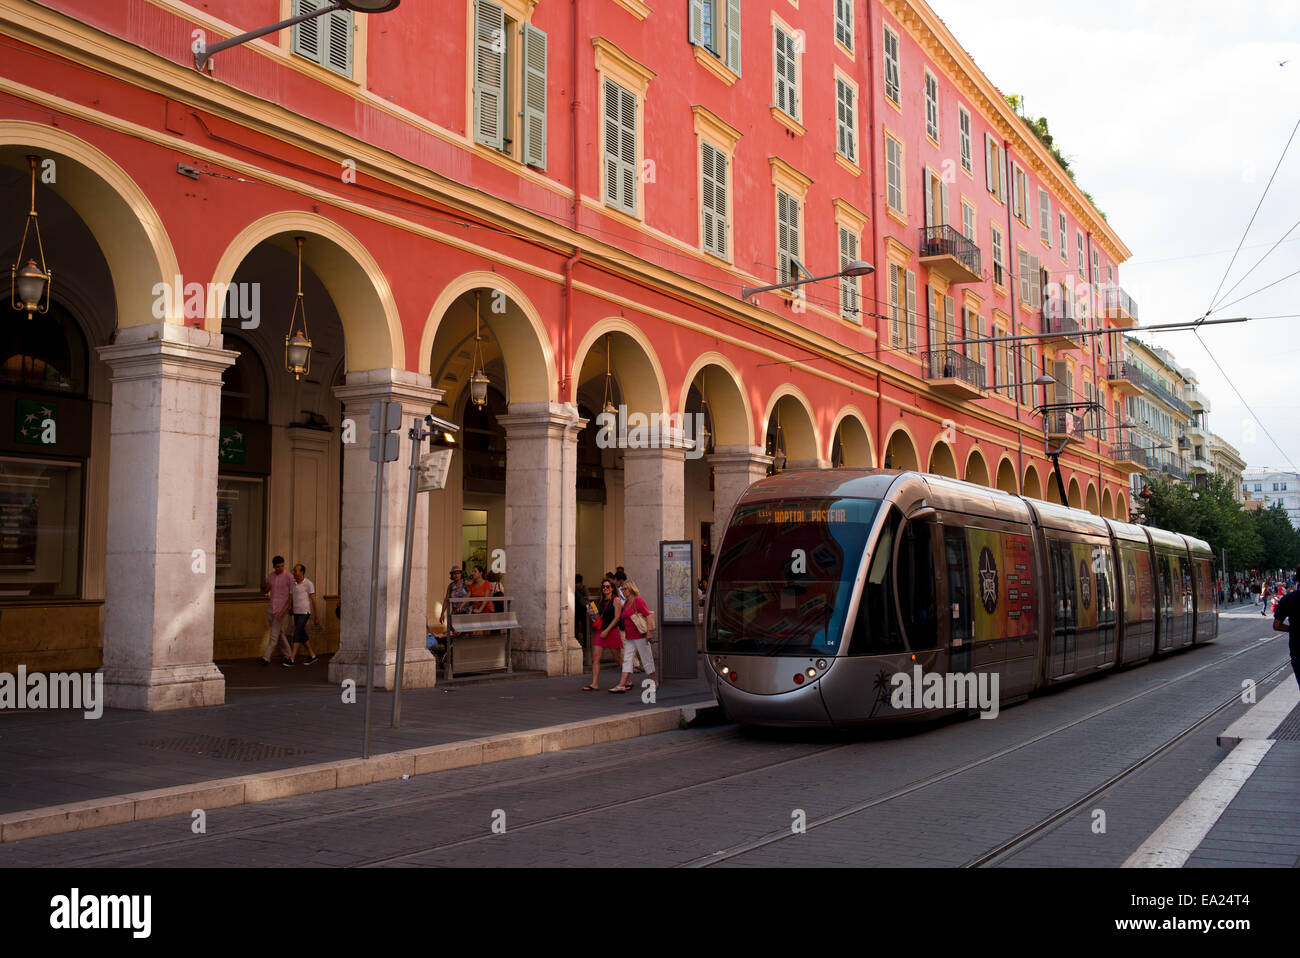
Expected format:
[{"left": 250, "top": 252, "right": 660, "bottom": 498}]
[
  {"left": 890, "top": 264, "right": 901, "bottom": 346},
  {"left": 618, "top": 85, "right": 637, "bottom": 213},
  {"left": 521, "top": 24, "right": 548, "bottom": 170},
  {"left": 840, "top": 228, "right": 858, "bottom": 318},
  {"left": 940, "top": 180, "right": 949, "bottom": 227},
  {"left": 604, "top": 78, "right": 637, "bottom": 214},
  {"left": 905, "top": 270, "right": 917, "bottom": 351},
  {"left": 292, "top": 0, "right": 323, "bottom": 63},
  {"left": 1010, "top": 163, "right": 1019, "bottom": 219},
  {"left": 884, "top": 30, "right": 899, "bottom": 103},
  {"left": 689, "top": 0, "right": 704, "bottom": 45},
  {"left": 725, "top": 0, "right": 742, "bottom": 74},
  {"left": 998, "top": 148, "right": 1007, "bottom": 205},
  {"left": 985, "top": 133, "right": 995, "bottom": 192},
  {"left": 837, "top": 80, "right": 855, "bottom": 162},
  {"left": 473, "top": 0, "right": 507, "bottom": 150},
  {"left": 774, "top": 30, "right": 797, "bottom": 118},
  {"left": 323, "top": 8, "right": 353, "bottom": 76},
  {"left": 836, "top": 0, "right": 853, "bottom": 49},
  {"left": 923, "top": 168, "right": 933, "bottom": 229},
  {"left": 944, "top": 295, "right": 954, "bottom": 349},
  {"left": 777, "top": 190, "right": 799, "bottom": 282},
  {"left": 702, "top": 143, "right": 727, "bottom": 258},
  {"left": 925, "top": 284, "right": 936, "bottom": 351},
  {"left": 1036, "top": 261, "right": 1046, "bottom": 310}
]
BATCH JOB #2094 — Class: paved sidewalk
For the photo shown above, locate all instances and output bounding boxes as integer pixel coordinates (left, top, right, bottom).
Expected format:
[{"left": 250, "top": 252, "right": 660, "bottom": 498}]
[{"left": 0, "top": 657, "right": 715, "bottom": 842}]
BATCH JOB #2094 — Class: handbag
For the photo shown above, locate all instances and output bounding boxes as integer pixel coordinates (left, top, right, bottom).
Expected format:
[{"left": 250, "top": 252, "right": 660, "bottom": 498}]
[{"left": 630, "top": 598, "right": 653, "bottom": 636}]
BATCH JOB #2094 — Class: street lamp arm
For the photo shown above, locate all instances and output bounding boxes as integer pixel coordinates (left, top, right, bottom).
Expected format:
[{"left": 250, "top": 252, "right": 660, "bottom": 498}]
[
  {"left": 194, "top": 1, "right": 400, "bottom": 71},
  {"left": 741, "top": 260, "right": 874, "bottom": 300}
]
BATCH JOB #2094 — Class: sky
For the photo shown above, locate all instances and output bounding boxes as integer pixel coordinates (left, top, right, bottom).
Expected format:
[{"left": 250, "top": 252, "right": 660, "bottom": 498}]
[{"left": 925, "top": 0, "right": 1300, "bottom": 476}]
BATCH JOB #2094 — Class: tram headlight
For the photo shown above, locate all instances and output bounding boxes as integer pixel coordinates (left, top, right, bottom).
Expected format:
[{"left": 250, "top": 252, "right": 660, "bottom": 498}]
[
  {"left": 806, "top": 667, "right": 817, "bottom": 678},
  {"left": 815, "top": 659, "right": 827, "bottom": 670}
]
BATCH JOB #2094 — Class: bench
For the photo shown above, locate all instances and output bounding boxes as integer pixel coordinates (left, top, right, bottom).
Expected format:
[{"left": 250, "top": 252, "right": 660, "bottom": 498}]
[{"left": 442, "top": 595, "right": 520, "bottom": 679}]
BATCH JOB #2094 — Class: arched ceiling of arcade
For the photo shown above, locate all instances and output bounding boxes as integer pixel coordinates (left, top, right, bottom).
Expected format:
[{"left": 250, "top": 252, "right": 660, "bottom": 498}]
[
  {"left": 764, "top": 389, "right": 821, "bottom": 466},
  {"left": 831, "top": 409, "right": 873, "bottom": 468},
  {"left": 996, "top": 457, "right": 1018, "bottom": 494},
  {"left": 0, "top": 126, "right": 177, "bottom": 333},
  {"left": 883, "top": 425, "right": 920, "bottom": 471},
  {"left": 428, "top": 291, "right": 514, "bottom": 411},
  {"left": 679, "top": 354, "right": 752, "bottom": 449},
  {"left": 573, "top": 321, "right": 668, "bottom": 417},
  {"left": 965, "top": 449, "right": 990, "bottom": 486},
  {"left": 212, "top": 213, "right": 402, "bottom": 372}
]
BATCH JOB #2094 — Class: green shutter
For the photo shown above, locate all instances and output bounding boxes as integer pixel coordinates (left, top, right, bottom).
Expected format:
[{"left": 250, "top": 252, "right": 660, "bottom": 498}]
[
  {"left": 905, "top": 270, "right": 917, "bottom": 352},
  {"left": 473, "top": 0, "right": 507, "bottom": 150},
  {"left": 725, "top": 0, "right": 742, "bottom": 74},
  {"left": 689, "top": 0, "right": 704, "bottom": 45},
  {"left": 840, "top": 228, "right": 858, "bottom": 319},
  {"left": 324, "top": 9, "right": 353, "bottom": 77},
  {"left": 521, "top": 23, "right": 547, "bottom": 170},
  {"left": 774, "top": 29, "right": 797, "bottom": 118},
  {"left": 836, "top": 80, "right": 855, "bottom": 162},
  {"left": 292, "top": 0, "right": 324, "bottom": 64},
  {"left": 835, "top": 0, "right": 853, "bottom": 50},
  {"left": 702, "top": 143, "right": 727, "bottom": 259},
  {"left": 890, "top": 265, "right": 901, "bottom": 346},
  {"left": 777, "top": 190, "right": 798, "bottom": 282},
  {"left": 604, "top": 79, "right": 637, "bottom": 215}
]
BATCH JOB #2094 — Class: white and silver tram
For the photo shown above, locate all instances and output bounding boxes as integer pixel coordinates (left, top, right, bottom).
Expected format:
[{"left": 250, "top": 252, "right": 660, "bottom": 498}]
[{"left": 704, "top": 470, "right": 1219, "bottom": 727}]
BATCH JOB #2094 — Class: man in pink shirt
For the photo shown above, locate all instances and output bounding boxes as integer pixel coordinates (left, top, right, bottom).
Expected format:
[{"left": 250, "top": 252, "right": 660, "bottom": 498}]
[{"left": 259, "top": 554, "right": 296, "bottom": 667}]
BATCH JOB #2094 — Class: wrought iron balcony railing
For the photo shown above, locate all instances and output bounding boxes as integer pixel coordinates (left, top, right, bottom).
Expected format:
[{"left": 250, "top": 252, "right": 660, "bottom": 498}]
[
  {"left": 1104, "top": 285, "right": 1139, "bottom": 320},
  {"left": 1109, "top": 443, "right": 1150, "bottom": 470},
  {"left": 923, "top": 348, "right": 986, "bottom": 390},
  {"left": 919, "top": 225, "right": 981, "bottom": 277}
]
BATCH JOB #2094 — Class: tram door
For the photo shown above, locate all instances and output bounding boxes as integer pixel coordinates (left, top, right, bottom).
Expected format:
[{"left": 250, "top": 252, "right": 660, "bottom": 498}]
[
  {"left": 1157, "top": 553, "right": 1181, "bottom": 650},
  {"left": 944, "top": 528, "right": 973, "bottom": 673},
  {"left": 1178, "top": 554, "right": 1194, "bottom": 644},
  {"left": 1049, "top": 539, "right": 1077, "bottom": 679}
]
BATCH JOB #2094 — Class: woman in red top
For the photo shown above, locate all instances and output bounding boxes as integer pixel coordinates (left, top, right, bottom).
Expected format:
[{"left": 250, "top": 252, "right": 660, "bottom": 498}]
[
  {"left": 583, "top": 578, "right": 623, "bottom": 691},
  {"left": 467, "top": 565, "right": 495, "bottom": 612},
  {"left": 611, "top": 579, "right": 656, "bottom": 693}
]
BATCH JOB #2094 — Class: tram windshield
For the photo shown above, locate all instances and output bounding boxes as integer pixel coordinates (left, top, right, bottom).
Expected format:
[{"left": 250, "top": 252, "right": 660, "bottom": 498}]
[{"left": 706, "top": 497, "right": 881, "bottom": 656}]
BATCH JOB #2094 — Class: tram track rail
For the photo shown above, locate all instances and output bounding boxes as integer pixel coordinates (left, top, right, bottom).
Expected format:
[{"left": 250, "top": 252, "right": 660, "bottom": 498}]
[{"left": 14, "top": 632, "right": 1285, "bottom": 868}]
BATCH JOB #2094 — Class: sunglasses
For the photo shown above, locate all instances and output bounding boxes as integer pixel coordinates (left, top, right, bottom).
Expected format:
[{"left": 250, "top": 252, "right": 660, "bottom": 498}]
[{"left": 601, "top": 585, "right": 612, "bottom": 590}]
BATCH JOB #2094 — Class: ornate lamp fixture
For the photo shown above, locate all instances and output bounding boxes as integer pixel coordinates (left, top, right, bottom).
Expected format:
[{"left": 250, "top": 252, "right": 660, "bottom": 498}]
[
  {"left": 12, "top": 155, "right": 51, "bottom": 317},
  {"left": 284, "top": 236, "right": 312, "bottom": 380},
  {"left": 468, "top": 291, "right": 490, "bottom": 408},
  {"left": 699, "top": 398, "right": 715, "bottom": 456},
  {"left": 767, "top": 411, "right": 787, "bottom": 474},
  {"left": 601, "top": 334, "right": 617, "bottom": 416}
]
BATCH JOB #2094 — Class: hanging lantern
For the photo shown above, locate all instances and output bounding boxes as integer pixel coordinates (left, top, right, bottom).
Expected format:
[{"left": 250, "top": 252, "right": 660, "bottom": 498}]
[
  {"left": 699, "top": 397, "right": 714, "bottom": 456},
  {"left": 284, "top": 237, "right": 312, "bottom": 379},
  {"left": 601, "top": 334, "right": 617, "bottom": 416},
  {"left": 469, "top": 291, "right": 489, "bottom": 408},
  {"left": 11, "top": 155, "right": 51, "bottom": 317}
]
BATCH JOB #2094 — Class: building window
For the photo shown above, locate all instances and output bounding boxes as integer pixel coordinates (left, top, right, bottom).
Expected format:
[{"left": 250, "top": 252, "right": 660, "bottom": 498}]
[
  {"left": 602, "top": 77, "right": 638, "bottom": 215},
  {"left": 885, "top": 131, "right": 904, "bottom": 215},
  {"left": 1039, "top": 189, "right": 1051, "bottom": 246},
  {"left": 1058, "top": 211, "right": 1068, "bottom": 261},
  {"left": 839, "top": 226, "right": 860, "bottom": 320},
  {"left": 700, "top": 141, "right": 729, "bottom": 259},
  {"left": 773, "top": 24, "right": 800, "bottom": 121},
  {"left": 888, "top": 264, "right": 916, "bottom": 351},
  {"left": 991, "top": 223, "right": 1005, "bottom": 287},
  {"left": 924, "top": 70, "right": 939, "bottom": 143},
  {"left": 1091, "top": 248, "right": 1100, "bottom": 283},
  {"left": 959, "top": 107, "right": 972, "bottom": 174},
  {"left": 473, "top": 0, "right": 549, "bottom": 168},
  {"left": 962, "top": 200, "right": 975, "bottom": 243},
  {"left": 292, "top": 0, "right": 353, "bottom": 77},
  {"left": 984, "top": 133, "right": 1005, "bottom": 203},
  {"left": 1010, "top": 163, "right": 1028, "bottom": 225},
  {"left": 834, "top": 0, "right": 853, "bottom": 51},
  {"left": 883, "top": 26, "right": 900, "bottom": 105},
  {"left": 689, "top": 0, "right": 742, "bottom": 74},
  {"left": 776, "top": 188, "right": 800, "bottom": 284},
  {"left": 1077, "top": 230, "right": 1085, "bottom": 271},
  {"left": 1019, "top": 251, "right": 1042, "bottom": 308},
  {"left": 0, "top": 457, "right": 84, "bottom": 598},
  {"left": 835, "top": 76, "right": 857, "bottom": 163}
]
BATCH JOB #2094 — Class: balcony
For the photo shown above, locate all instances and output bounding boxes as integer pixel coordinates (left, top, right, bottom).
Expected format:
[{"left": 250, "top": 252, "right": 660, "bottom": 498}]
[
  {"left": 1045, "top": 409, "right": 1088, "bottom": 445},
  {"left": 1183, "top": 418, "right": 1208, "bottom": 442},
  {"left": 923, "top": 348, "right": 986, "bottom": 400},
  {"left": 1109, "top": 442, "right": 1150, "bottom": 473},
  {"left": 1104, "top": 285, "right": 1139, "bottom": 328},
  {"left": 918, "top": 225, "right": 982, "bottom": 285},
  {"left": 1160, "top": 460, "right": 1188, "bottom": 481},
  {"left": 1104, "top": 360, "right": 1144, "bottom": 399},
  {"left": 1041, "top": 295, "right": 1086, "bottom": 350},
  {"left": 1186, "top": 387, "right": 1210, "bottom": 412},
  {"left": 1190, "top": 454, "right": 1213, "bottom": 475}
]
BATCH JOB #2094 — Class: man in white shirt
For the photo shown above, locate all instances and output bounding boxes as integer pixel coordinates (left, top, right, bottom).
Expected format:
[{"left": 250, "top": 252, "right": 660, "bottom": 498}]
[{"left": 284, "top": 563, "right": 321, "bottom": 665}]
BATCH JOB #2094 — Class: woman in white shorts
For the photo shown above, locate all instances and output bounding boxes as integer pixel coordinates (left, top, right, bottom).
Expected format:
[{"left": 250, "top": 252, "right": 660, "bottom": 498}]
[{"left": 611, "top": 579, "right": 656, "bottom": 693}]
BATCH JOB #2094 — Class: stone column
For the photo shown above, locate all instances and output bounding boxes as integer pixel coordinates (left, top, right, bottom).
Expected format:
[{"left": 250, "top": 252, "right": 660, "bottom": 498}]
[
  {"left": 498, "top": 402, "right": 585, "bottom": 675},
  {"left": 708, "top": 446, "right": 772, "bottom": 552},
  {"left": 330, "top": 370, "right": 441, "bottom": 690},
  {"left": 622, "top": 442, "right": 686, "bottom": 617},
  {"left": 97, "top": 323, "right": 237, "bottom": 710}
]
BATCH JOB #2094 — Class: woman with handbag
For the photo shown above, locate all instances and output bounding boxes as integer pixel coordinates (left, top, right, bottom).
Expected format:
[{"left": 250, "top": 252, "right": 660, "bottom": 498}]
[
  {"left": 611, "top": 579, "right": 656, "bottom": 693},
  {"left": 583, "top": 577, "right": 623, "bottom": 690}
]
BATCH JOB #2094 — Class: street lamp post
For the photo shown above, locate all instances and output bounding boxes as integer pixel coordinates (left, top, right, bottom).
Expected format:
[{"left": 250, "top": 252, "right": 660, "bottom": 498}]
[
  {"left": 194, "top": 0, "right": 402, "bottom": 72},
  {"left": 741, "top": 259, "right": 874, "bottom": 301}
]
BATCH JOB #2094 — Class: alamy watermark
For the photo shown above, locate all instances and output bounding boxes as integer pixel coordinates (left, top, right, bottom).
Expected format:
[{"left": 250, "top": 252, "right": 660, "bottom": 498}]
[
  {"left": 151, "top": 276, "right": 261, "bottom": 328},
  {"left": 0, "top": 666, "right": 103, "bottom": 719},
  {"left": 594, "top": 405, "right": 707, "bottom": 461},
  {"left": 889, "top": 665, "right": 999, "bottom": 719}
]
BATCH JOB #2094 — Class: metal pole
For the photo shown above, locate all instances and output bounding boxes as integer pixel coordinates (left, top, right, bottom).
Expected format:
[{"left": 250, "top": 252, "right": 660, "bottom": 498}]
[
  {"left": 392, "top": 418, "right": 424, "bottom": 727},
  {"left": 363, "top": 400, "right": 387, "bottom": 760},
  {"left": 195, "top": 2, "right": 345, "bottom": 70}
]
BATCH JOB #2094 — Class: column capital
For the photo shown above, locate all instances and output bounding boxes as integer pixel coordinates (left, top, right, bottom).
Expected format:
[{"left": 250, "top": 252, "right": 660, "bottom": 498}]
[
  {"left": 709, "top": 445, "right": 774, "bottom": 470},
  {"left": 97, "top": 322, "right": 237, "bottom": 383},
  {"left": 623, "top": 445, "right": 687, "bottom": 463},
  {"left": 498, "top": 402, "right": 586, "bottom": 439},
  {"left": 333, "top": 368, "right": 442, "bottom": 410}
]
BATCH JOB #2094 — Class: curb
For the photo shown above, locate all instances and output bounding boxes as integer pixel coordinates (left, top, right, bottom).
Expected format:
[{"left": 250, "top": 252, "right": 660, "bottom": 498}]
[{"left": 0, "top": 698, "right": 719, "bottom": 844}]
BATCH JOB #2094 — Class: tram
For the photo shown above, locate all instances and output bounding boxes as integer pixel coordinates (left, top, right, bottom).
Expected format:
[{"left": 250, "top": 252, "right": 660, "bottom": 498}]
[{"left": 705, "top": 470, "right": 1218, "bottom": 727}]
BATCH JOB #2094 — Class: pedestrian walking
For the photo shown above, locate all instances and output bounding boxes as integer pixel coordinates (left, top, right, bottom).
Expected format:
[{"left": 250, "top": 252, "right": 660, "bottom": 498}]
[
  {"left": 438, "top": 566, "right": 469, "bottom": 626},
  {"left": 611, "top": 579, "right": 657, "bottom": 694},
  {"left": 259, "top": 555, "right": 295, "bottom": 666},
  {"left": 574, "top": 574, "right": 590, "bottom": 657},
  {"left": 582, "top": 577, "right": 623, "bottom": 691},
  {"left": 286, "top": 563, "right": 321, "bottom": 665},
  {"left": 1273, "top": 573, "right": 1300, "bottom": 692}
]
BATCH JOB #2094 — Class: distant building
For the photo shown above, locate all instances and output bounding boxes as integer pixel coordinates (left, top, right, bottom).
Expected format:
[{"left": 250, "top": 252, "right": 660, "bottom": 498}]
[
  {"left": 1241, "top": 469, "right": 1300, "bottom": 528},
  {"left": 1208, "top": 435, "right": 1246, "bottom": 502}
]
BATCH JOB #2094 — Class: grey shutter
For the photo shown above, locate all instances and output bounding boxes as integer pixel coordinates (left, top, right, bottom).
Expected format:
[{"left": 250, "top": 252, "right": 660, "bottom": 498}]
[
  {"left": 702, "top": 143, "right": 727, "bottom": 258},
  {"left": 890, "top": 264, "right": 901, "bottom": 346},
  {"left": 835, "top": 0, "right": 853, "bottom": 49},
  {"left": 837, "top": 80, "right": 855, "bottom": 162},
  {"left": 521, "top": 24, "right": 548, "bottom": 169},
  {"left": 906, "top": 270, "right": 917, "bottom": 351},
  {"left": 1036, "top": 260, "right": 1046, "bottom": 310},
  {"left": 777, "top": 190, "right": 798, "bottom": 282},
  {"left": 324, "top": 8, "right": 353, "bottom": 76},
  {"left": 985, "top": 133, "right": 994, "bottom": 192},
  {"left": 840, "top": 228, "right": 858, "bottom": 318},
  {"left": 725, "top": 0, "right": 742, "bottom": 74},
  {"left": 1010, "top": 162, "right": 1019, "bottom": 218},
  {"left": 944, "top": 294, "right": 954, "bottom": 348},
  {"left": 940, "top": 180, "right": 949, "bottom": 227},
  {"left": 473, "top": 0, "right": 507, "bottom": 150},
  {"left": 603, "top": 78, "right": 619, "bottom": 205},
  {"left": 925, "top": 285, "right": 937, "bottom": 351},
  {"left": 998, "top": 148, "right": 1007, "bottom": 205},
  {"left": 774, "top": 30, "right": 796, "bottom": 117},
  {"left": 292, "top": 0, "right": 323, "bottom": 64},
  {"left": 689, "top": 0, "right": 704, "bottom": 45},
  {"left": 603, "top": 78, "right": 637, "bottom": 214},
  {"left": 618, "top": 85, "right": 637, "bottom": 213},
  {"left": 701, "top": 144, "right": 715, "bottom": 255},
  {"left": 923, "top": 170, "right": 933, "bottom": 229}
]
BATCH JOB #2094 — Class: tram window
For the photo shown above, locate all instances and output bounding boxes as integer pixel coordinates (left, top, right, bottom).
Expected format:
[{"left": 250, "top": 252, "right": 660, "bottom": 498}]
[
  {"left": 1092, "top": 544, "right": 1116, "bottom": 627},
  {"left": 1159, "top": 556, "right": 1174, "bottom": 615},
  {"left": 1179, "top": 556, "right": 1193, "bottom": 614},
  {"left": 1051, "top": 540, "right": 1076, "bottom": 629},
  {"left": 897, "top": 518, "right": 938, "bottom": 650},
  {"left": 851, "top": 509, "right": 904, "bottom": 654}
]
